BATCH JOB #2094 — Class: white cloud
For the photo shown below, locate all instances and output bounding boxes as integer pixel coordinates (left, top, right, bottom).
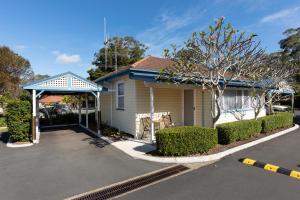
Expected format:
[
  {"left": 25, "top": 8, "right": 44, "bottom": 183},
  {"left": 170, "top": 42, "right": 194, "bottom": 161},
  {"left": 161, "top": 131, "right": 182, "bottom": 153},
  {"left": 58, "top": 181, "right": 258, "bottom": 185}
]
[
  {"left": 261, "top": 7, "right": 300, "bottom": 23},
  {"left": 137, "top": 7, "right": 206, "bottom": 56},
  {"left": 55, "top": 53, "right": 81, "bottom": 64},
  {"left": 14, "top": 44, "right": 27, "bottom": 50}
]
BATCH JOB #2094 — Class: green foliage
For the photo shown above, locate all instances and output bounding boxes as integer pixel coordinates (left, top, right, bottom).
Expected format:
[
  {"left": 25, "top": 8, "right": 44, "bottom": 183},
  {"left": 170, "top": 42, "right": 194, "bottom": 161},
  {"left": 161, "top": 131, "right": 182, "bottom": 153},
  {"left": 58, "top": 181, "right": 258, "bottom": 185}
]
[
  {"left": 279, "top": 27, "right": 300, "bottom": 62},
  {"left": 217, "top": 119, "right": 262, "bottom": 145},
  {"left": 6, "top": 100, "right": 31, "bottom": 142},
  {"left": 261, "top": 112, "right": 293, "bottom": 133},
  {"left": 156, "top": 126, "right": 217, "bottom": 156},
  {"left": 39, "top": 113, "right": 78, "bottom": 126},
  {"left": 0, "top": 46, "right": 33, "bottom": 95},
  {"left": 89, "top": 36, "right": 148, "bottom": 80},
  {"left": 0, "top": 116, "right": 6, "bottom": 127}
]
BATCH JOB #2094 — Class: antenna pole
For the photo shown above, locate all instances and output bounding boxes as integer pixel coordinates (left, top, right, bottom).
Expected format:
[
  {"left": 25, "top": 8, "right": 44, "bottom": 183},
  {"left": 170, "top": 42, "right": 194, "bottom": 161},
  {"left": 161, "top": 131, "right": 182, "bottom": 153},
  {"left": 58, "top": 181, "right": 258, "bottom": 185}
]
[
  {"left": 115, "top": 38, "right": 117, "bottom": 71},
  {"left": 104, "top": 17, "right": 108, "bottom": 70}
]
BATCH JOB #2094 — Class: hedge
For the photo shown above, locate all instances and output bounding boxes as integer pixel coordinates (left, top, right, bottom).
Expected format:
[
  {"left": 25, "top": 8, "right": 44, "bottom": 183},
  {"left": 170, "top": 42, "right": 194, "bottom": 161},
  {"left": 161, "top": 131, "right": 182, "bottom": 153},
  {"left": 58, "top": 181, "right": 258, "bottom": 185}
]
[
  {"left": 261, "top": 112, "right": 293, "bottom": 133},
  {"left": 156, "top": 126, "right": 217, "bottom": 156},
  {"left": 0, "top": 116, "right": 6, "bottom": 127},
  {"left": 217, "top": 119, "right": 262, "bottom": 145},
  {"left": 6, "top": 100, "right": 31, "bottom": 142},
  {"left": 39, "top": 113, "right": 78, "bottom": 126}
]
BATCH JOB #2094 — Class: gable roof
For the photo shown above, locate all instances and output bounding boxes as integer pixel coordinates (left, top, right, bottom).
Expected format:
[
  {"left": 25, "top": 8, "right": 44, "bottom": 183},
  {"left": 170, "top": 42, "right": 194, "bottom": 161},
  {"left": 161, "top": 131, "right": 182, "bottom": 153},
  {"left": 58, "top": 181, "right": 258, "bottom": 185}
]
[{"left": 23, "top": 71, "right": 103, "bottom": 92}]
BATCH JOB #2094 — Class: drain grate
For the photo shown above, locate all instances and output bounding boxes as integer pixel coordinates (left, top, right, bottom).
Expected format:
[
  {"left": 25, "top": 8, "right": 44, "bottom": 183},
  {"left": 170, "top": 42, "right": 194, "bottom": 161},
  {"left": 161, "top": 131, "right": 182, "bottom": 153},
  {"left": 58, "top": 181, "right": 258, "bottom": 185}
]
[{"left": 68, "top": 165, "right": 189, "bottom": 200}]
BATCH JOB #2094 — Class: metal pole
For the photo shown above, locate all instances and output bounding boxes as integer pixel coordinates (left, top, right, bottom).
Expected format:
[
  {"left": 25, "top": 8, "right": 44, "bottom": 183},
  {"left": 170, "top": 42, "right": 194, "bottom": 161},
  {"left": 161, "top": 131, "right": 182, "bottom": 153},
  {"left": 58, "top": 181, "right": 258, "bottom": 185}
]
[
  {"left": 150, "top": 87, "right": 154, "bottom": 143},
  {"left": 32, "top": 90, "right": 37, "bottom": 143},
  {"left": 78, "top": 95, "right": 82, "bottom": 124},
  {"left": 85, "top": 93, "right": 88, "bottom": 128}
]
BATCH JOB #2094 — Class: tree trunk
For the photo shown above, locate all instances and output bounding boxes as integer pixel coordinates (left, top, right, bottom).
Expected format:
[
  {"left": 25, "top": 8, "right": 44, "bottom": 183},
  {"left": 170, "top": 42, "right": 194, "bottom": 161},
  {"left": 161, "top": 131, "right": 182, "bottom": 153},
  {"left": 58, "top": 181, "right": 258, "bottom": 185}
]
[{"left": 211, "top": 89, "right": 221, "bottom": 129}]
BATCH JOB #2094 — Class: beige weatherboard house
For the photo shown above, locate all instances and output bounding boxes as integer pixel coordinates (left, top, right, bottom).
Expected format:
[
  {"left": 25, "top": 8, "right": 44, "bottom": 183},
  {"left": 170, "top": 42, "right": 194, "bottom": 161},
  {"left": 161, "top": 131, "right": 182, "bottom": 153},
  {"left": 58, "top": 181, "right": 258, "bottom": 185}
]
[{"left": 95, "top": 56, "right": 266, "bottom": 141}]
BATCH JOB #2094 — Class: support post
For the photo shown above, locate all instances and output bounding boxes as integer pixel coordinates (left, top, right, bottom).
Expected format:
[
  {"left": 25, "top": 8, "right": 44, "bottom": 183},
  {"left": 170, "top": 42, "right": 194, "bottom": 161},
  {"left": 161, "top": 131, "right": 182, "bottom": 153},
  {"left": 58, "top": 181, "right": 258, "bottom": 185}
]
[
  {"left": 78, "top": 95, "right": 82, "bottom": 124},
  {"left": 85, "top": 93, "right": 88, "bottom": 128},
  {"left": 150, "top": 87, "right": 154, "bottom": 143},
  {"left": 95, "top": 96, "right": 98, "bottom": 123},
  {"left": 97, "top": 91, "right": 101, "bottom": 135},
  {"left": 291, "top": 93, "right": 295, "bottom": 116},
  {"left": 32, "top": 90, "right": 37, "bottom": 143}
]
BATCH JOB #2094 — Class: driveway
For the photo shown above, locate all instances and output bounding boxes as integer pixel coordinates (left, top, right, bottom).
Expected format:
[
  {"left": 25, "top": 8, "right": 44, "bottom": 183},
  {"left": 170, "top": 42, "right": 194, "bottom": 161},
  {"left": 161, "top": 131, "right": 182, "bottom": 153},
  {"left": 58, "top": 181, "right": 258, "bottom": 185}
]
[
  {"left": 120, "top": 111, "right": 300, "bottom": 200},
  {"left": 0, "top": 126, "right": 168, "bottom": 200}
]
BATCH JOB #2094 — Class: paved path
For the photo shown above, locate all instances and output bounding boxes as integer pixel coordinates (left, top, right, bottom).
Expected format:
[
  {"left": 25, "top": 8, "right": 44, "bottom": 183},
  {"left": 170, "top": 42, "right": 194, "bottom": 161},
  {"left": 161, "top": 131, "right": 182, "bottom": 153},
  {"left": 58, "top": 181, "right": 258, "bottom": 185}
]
[
  {"left": 120, "top": 111, "right": 300, "bottom": 200},
  {"left": 0, "top": 126, "right": 168, "bottom": 200}
]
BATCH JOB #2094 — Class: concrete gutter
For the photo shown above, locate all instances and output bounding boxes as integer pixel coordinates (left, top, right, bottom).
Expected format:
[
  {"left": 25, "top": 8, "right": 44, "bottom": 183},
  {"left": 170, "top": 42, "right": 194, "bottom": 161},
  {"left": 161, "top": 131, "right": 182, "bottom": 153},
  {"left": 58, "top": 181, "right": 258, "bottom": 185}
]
[{"left": 112, "top": 124, "right": 299, "bottom": 164}]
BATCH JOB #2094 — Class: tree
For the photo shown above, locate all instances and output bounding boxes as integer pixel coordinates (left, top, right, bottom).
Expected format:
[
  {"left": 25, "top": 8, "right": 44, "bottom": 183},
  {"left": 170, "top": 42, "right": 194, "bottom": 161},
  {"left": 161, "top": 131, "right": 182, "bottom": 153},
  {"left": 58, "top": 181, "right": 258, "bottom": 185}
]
[
  {"left": 0, "top": 46, "right": 33, "bottom": 95},
  {"left": 279, "top": 27, "right": 300, "bottom": 63},
  {"left": 161, "top": 17, "right": 264, "bottom": 128},
  {"left": 88, "top": 36, "right": 148, "bottom": 80},
  {"left": 243, "top": 52, "right": 295, "bottom": 119}
]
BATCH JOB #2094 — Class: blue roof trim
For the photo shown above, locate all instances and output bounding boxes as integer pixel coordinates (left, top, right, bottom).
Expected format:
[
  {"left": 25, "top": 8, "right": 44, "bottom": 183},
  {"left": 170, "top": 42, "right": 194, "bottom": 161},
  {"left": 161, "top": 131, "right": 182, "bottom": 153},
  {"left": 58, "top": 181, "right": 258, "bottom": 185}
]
[{"left": 95, "top": 67, "right": 268, "bottom": 89}]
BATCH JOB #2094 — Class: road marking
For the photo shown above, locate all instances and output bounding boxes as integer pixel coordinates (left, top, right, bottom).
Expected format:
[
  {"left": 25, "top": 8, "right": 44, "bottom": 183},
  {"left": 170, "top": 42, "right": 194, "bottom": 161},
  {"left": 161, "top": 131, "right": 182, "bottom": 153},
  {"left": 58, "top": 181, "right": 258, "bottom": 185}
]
[{"left": 240, "top": 158, "right": 300, "bottom": 180}]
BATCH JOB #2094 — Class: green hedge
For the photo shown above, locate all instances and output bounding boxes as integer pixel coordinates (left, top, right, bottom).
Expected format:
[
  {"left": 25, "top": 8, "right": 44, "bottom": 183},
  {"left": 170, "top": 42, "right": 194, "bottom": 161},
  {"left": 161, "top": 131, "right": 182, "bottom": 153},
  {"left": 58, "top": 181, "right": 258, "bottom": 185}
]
[
  {"left": 40, "top": 113, "right": 78, "bottom": 126},
  {"left": 0, "top": 116, "right": 6, "bottom": 127},
  {"left": 217, "top": 119, "right": 262, "bottom": 145},
  {"left": 261, "top": 112, "right": 293, "bottom": 133},
  {"left": 6, "top": 100, "right": 31, "bottom": 142},
  {"left": 156, "top": 126, "right": 217, "bottom": 156}
]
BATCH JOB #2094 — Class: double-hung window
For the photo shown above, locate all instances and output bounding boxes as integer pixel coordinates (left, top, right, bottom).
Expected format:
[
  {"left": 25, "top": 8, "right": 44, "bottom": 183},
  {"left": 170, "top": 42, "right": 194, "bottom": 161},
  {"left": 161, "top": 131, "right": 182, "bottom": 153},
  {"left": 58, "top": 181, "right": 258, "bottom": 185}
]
[{"left": 116, "top": 82, "right": 124, "bottom": 110}]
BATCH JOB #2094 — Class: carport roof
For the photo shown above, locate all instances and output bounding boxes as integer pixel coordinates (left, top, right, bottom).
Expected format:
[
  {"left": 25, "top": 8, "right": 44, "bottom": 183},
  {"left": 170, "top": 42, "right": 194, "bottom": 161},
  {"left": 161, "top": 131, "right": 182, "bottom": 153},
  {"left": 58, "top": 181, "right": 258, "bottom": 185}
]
[{"left": 23, "top": 71, "right": 104, "bottom": 94}]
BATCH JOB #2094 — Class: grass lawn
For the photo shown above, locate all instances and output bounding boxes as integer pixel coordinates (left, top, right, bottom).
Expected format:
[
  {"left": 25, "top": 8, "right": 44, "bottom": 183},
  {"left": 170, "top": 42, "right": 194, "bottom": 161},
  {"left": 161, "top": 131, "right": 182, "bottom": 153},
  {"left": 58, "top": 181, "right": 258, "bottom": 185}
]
[{"left": 0, "top": 127, "right": 8, "bottom": 133}]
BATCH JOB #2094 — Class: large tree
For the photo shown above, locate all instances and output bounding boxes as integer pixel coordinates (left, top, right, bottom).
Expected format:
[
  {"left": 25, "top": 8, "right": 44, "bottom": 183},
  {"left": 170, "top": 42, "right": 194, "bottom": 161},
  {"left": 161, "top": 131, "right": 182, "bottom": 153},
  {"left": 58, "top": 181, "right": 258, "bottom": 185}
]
[
  {"left": 279, "top": 27, "right": 300, "bottom": 63},
  {"left": 161, "top": 17, "right": 264, "bottom": 128},
  {"left": 88, "top": 36, "right": 148, "bottom": 80},
  {"left": 0, "top": 46, "right": 33, "bottom": 95}
]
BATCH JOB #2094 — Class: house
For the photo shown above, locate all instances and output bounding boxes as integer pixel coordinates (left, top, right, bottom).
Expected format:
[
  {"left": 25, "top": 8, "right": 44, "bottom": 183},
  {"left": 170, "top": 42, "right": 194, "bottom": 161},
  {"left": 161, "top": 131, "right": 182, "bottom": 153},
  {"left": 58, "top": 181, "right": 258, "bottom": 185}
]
[
  {"left": 40, "top": 95, "right": 64, "bottom": 104},
  {"left": 95, "top": 56, "right": 266, "bottom": 139}
]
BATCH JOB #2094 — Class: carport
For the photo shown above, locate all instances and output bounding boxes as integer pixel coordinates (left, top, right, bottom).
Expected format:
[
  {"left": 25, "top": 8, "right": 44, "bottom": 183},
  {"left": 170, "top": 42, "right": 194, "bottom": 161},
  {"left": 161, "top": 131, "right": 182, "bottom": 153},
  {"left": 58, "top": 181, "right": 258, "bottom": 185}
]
[{"left": 23, "top": 72, "right": 104, "bottom": 143}]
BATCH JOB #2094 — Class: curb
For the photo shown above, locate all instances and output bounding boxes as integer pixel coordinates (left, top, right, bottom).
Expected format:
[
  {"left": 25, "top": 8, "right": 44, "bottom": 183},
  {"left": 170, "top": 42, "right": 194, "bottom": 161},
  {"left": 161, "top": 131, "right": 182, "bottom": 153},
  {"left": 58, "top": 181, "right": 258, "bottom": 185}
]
[
  {"left": 6, "top": 141, "right": 34, "bottom": 148},
  {"left": 113, "top": 124, "right": 299, "bottom": 164},
  {"left": 240, "top": 158, "right": 300, "bottom": 180}
]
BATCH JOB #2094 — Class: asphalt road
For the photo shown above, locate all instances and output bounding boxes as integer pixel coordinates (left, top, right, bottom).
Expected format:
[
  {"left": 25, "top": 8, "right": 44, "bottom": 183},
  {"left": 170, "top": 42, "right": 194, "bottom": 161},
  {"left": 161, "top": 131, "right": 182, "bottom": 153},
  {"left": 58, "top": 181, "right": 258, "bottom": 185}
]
[
  {"left": 0, "top": 126, "right": 168, "bottom": 200},
  {"left": 120, "top": 111, "right": 300, "bottom": 200}
]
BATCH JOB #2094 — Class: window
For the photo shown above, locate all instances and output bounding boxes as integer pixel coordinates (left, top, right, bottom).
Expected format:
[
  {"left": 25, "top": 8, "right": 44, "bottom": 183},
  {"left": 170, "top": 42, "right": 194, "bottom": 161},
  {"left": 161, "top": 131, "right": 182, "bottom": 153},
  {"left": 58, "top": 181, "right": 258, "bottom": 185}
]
[
  {"left": 222, "top": 90, "right": 251, "bottom": 112},
  {"left": 116, "top": 82, "right": 124, "bottom": 109}
]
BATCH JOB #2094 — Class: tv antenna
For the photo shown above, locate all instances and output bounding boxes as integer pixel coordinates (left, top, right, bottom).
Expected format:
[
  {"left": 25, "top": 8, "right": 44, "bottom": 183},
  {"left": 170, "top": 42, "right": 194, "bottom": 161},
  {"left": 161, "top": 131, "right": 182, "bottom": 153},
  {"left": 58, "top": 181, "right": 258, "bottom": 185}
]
[{"left": 104, "top": 17, "right": 108, "bottom": 70}]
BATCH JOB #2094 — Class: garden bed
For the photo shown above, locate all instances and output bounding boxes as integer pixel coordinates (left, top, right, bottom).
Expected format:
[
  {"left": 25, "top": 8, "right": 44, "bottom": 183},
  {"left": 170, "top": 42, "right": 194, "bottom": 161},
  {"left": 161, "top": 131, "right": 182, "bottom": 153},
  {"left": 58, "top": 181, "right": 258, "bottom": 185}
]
[{"left": 148, "top": 124, "right": 294, "bottom": 157}]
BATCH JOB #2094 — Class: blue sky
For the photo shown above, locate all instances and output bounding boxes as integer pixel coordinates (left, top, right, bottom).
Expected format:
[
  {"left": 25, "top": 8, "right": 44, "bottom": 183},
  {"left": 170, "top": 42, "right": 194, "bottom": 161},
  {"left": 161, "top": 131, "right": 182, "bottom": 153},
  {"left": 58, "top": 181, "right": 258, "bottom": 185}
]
[{"left": 1, "top": 0, "right": 300, "bottom": 78}]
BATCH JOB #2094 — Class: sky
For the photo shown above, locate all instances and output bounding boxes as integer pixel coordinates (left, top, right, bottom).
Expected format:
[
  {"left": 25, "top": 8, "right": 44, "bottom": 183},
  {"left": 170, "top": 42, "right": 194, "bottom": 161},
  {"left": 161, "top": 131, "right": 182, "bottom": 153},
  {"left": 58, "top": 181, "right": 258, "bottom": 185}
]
[{"left": 1, "top": 0, "right": 300, "bottom": 78}]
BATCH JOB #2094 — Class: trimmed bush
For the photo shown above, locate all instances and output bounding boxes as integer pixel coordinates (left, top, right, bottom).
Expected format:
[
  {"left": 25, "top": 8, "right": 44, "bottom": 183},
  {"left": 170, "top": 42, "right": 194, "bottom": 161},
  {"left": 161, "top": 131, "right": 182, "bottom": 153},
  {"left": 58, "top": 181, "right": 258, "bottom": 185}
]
[
  {"left": 39, "top": 113, "right": 78, "bottom": 126},
  {"left": 261, "top": 112, "right": 293, "bottom": 133},
  {"left": 0, "top": 116, "right": 6, "bottom": 127},
  {"left": 6, "top": 100, "right": 31, "bottom": 142},
  {"left": 217, "top": 119, "right": 262, "bottom": 145},
  {"left": 156, "top": 126, "right": 217, "bottom": 156}
]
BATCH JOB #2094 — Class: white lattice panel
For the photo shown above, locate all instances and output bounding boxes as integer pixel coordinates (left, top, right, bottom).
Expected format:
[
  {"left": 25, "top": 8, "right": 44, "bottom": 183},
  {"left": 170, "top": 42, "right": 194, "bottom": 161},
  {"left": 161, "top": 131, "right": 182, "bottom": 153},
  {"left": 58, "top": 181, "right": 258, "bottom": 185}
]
[
  {"left": 71, "top": 77, "right": 96, "bottom": 89},
  {"left": 38, "top": 76, "right": 67, "bottom": 88}
]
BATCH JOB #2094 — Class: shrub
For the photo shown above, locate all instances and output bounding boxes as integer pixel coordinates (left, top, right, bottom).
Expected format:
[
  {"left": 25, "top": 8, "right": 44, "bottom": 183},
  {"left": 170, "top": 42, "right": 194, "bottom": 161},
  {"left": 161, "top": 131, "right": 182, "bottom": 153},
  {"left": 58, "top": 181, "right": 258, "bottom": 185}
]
[
  {"left": 39, "top": 113, "right": 78, "bottom": 126},
  {"left": 261, "top": 112, "right": 293, "bottom": 133},
  {"left": 217, "top": 119, "right": 262, "bottom": 145},
  {"left": 0, "top": 116, "right": 6, "bottom": 127},
  {"left": 6, "top": 100, "right": 31, "bottom": 142},
  {"left": 156, "top": 126, "right": 217, "bottom": 156}
]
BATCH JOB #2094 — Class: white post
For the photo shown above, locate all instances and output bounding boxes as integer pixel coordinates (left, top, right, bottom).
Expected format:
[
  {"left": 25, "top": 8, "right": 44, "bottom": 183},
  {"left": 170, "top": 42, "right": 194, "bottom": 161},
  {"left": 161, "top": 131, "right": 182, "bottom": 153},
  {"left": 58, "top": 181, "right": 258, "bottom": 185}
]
[
  {"left": 32, "top": 90, "right": 38, "bottom": 143},
  {"left": 95, "top": 96, "right": 98, "bottom": 122},
  {"left": 97, "top": 91, "right": 101, "bottom": 135},
  {"left": 85, "top": 93, "right": 88, "bottom": 128},
  {"left": 150, "top": 87, "right": 154, "bottom": 143},
  {"left": 292, "top": 93, "right": 295, "bottom": 116},
  {"left": 36, "top": 98, "right": 40, "bottom": 143},
  {"left": 78, "top": 95, "right": 82, "bottom": 124}
]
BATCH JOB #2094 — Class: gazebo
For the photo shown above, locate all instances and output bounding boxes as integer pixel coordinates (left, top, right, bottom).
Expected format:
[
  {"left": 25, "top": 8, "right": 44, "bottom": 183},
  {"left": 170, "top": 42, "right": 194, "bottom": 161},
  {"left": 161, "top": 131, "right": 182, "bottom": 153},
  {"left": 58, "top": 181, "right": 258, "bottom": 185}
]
[{"left": 23, "top": 72, "right": 104, "bottom": 143}]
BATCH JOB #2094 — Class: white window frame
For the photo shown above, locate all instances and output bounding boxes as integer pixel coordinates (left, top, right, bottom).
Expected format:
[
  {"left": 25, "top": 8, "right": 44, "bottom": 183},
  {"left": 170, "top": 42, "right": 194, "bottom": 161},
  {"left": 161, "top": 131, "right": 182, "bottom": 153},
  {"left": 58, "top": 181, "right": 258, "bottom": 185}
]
[
  {"left": 222, "top": 89, "right": 252, "bottom": 113},
  {"left": 116, "top": 81, "right": 125, "bottom": 110}
]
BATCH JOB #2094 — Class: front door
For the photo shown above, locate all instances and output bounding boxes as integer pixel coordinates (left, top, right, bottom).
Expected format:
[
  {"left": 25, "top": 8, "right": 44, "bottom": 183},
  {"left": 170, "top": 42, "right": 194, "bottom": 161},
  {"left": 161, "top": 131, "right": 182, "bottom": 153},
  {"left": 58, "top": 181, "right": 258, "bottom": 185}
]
[{"left": 184, "top": 90, "right": 194, "bottom": 126}]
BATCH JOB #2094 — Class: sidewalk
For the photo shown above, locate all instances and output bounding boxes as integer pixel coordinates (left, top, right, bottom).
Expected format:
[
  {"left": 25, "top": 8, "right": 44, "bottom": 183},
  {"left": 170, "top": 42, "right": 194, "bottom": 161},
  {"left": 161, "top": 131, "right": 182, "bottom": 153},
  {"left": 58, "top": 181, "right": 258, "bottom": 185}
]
[{"left": 111, "top": 124, "right": 299, "bottom": 164}]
